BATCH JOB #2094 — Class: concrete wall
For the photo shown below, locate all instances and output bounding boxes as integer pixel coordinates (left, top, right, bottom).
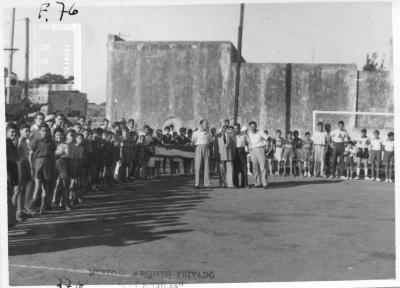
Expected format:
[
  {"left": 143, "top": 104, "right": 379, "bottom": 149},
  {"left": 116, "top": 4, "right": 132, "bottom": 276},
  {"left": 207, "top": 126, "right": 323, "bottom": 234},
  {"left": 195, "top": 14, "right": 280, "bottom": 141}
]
[
  {"left": 229, "top": 63, "right": 287, "bottom": 134},
  {"left": 106, "top": 36, "right": 393, "bottom": 134},
  {"left": 290, "top": 64, "right": 358, "bottom": 135},
  {"left": 356, "top": 71, "right": 393, "bottom": 130},
  {"left": 106, "top": 36, "right": 237, "bottom": 129}
]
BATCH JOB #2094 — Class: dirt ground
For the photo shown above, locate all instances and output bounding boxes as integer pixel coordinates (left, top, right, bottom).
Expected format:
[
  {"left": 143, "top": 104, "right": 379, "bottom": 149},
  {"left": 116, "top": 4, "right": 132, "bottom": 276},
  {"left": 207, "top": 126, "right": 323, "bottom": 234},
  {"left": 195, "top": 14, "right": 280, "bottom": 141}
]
[{"left": 8, "top": 175, "right": 395, "bottom": 286}]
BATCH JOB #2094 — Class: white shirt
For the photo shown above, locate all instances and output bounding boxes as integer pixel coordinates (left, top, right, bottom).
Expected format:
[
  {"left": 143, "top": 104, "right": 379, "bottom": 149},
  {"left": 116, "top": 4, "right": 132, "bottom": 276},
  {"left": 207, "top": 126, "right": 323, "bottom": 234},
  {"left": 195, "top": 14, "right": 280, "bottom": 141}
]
[
  {"left": 383, "top": 140, "right": 394, "bottom": 152},
  {"left": 313, "top": 130, "right": 328, "bottom": 145},
  {"left": 192, "top": 129, "right": 212, "bottom": 145},
  {"left": 246, "top": 130, "right": 269, "bottom": 149},
  {"left": 331, "top": 129, "right": 349, "bottom": 143},
  {"left": 355, "top": 137, "right": 370, "bottom": 149},
  {"left": 235, "top": 133, "right": 247, "bottom": 148},
  {"left": 370, "top": 138, "right": 383, "bottom": 151}
]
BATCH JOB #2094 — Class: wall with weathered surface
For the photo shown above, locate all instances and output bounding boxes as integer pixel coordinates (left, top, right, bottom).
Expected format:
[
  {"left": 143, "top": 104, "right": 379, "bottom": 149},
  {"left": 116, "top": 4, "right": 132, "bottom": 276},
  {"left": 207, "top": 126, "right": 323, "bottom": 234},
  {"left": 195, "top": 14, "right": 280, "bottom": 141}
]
[
  {"left": 229, "top": 63, "right": 287, "bottom": 133},
  {"left": 356, "top": 71, "right": 393, "bottom": 129},
  {"left": 106, "top": 36, "right": 393, "bottom": 134},
  {"left": 290, "top": 64, "right": 358, "bottom": 135},
  {"left": 106, "top": 36, "right": 237, "bottom": 129}
]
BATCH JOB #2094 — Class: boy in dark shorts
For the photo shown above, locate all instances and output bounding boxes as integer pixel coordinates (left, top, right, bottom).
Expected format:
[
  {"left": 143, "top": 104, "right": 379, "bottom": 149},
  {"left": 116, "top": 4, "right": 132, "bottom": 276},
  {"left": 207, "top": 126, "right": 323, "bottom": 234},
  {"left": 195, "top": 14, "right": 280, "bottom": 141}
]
[
  {"left": 283, "top": 131, "right": 294, "bottom": 177},
  {"left": 273, "top": 129, "right": 284, "bottom": 176},
  {"left": 301, "top": 132, "right": 313, "bottom": 177},
  {"left": 16, "top": 124, "right": 32, "bottom": 220},
  {"left": 383, "top": 132, "right": 394, "bottom": 182},
  {"left": 355, "top": 128, "right": 370, "bottom": 180},
  {"left": 264, "top": 131, "right": 274, "bottom": 177},
  {"left": 74, "top": 133, "right": 85, "bottom": 201},
  {"left": 7, "top": 123, "right": 19, "bottom": 226},
  {"left": 344, "top": 138, "right": 357, "bottom": 180},
  {"left": 293, "top": 130, "right": 303, "bottom": 176},
  {"left": 91, "top": 128, "right": 104, "bottom": 189},
  {"left": 29, "top": 124, "right": 56, "bottom": 214},
  {"left": 52, "top": 128, "right": 72, "bottom": 210},
  {"left": 119, "top": 128, "right": 131, "bottom": 182}
]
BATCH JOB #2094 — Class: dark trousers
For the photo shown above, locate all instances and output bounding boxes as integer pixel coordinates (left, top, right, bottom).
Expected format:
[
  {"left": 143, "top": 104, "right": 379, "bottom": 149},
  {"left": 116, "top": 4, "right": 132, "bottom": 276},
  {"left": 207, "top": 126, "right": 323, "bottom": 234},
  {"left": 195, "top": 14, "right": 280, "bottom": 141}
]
[
  {"left": 331, "top": 142, "right": 345, "bottom": 177},
  {"left": 233, "top": 147, "right": 248, "bottom": 187}
]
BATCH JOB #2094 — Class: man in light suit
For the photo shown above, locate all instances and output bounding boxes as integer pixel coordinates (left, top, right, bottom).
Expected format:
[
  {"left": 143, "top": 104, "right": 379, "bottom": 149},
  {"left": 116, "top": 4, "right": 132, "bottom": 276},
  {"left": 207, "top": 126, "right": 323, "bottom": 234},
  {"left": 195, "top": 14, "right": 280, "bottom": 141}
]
[{"left": 217, "top": 125, "right": 235, "bottom": 188}]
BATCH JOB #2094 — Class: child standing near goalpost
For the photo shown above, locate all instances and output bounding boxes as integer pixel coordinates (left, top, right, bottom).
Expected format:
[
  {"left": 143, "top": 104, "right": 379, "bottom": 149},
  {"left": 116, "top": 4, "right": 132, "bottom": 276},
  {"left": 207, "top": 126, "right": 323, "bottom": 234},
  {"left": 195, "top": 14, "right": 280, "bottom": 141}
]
[
  {"left": 355, "top": 128, "right": 370, "bottom": 180},
  {"left": 369, "top": 130, "right": 383, "bottom": 182},
  {"left": 301, "top": 132, "right": 313, "bottom": 177},
  {"left": 383, "top": 132, "right": 394, "bottom": 182}
]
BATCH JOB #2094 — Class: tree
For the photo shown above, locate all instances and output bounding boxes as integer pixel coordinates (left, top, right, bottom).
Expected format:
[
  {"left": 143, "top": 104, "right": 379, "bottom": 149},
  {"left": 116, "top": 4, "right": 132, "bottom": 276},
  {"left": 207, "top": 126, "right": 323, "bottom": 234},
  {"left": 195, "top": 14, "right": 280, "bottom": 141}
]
[{"left": 362, "top": 52, "right": 387, "bottom": 72}]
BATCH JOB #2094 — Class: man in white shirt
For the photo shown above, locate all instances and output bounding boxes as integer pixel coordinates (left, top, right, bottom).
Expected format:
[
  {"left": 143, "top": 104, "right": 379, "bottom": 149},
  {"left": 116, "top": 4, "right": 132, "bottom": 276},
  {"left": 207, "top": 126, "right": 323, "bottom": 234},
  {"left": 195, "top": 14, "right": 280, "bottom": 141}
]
[
  {"left": 313, "top": 122, "right": 329, "bottom": 177},
  {"left": 329, "top": 120, "right": 349, "bottom": 179},
  {"left": 245, "top": 121, "right": 268, "bottom": 188},
  {"left": 192, "top": 119, "right": 212, "bottom": 188}
]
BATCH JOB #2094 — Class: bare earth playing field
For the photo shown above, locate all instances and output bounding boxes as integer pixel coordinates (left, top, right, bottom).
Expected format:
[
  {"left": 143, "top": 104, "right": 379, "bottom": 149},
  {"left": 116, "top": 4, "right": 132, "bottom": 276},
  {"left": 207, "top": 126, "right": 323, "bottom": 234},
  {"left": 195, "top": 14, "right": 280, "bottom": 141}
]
[{"left": 8, "top": 175, "right": 395, "bottom": 286}]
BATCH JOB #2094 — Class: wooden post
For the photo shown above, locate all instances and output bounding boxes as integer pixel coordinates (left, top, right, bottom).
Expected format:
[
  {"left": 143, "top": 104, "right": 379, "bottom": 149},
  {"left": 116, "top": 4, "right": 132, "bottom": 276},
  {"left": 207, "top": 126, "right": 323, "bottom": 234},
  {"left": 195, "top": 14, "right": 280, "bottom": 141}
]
[
  {"left": 24, "top": 17, "right": 30, "bottom": 98},
  {"left": 233, "top": 3, "right": 244, "bottom": 124}
]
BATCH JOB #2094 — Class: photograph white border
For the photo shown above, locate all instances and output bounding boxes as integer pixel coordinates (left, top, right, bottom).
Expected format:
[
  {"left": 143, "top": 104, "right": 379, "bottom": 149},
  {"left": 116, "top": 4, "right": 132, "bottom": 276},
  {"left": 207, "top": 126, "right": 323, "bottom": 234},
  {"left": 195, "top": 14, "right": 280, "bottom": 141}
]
[{"left": 0, "top": 0, "right": 398, "bottom": 287}]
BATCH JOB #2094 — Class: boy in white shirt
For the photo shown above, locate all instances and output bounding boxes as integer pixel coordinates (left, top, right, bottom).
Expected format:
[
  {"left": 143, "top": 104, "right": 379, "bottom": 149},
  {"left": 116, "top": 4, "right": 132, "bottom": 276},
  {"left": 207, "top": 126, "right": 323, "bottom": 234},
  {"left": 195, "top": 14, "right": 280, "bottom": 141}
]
[
  {"left": 355, "top": 128, "right": 371, "bottom": 180},
  {"left": 369, "top": 130, "right": 383, "bottom": 181},
  {"left": 383, "top": 132, "right": 394, "bottom": 182},
  {"left": 344, "top": 138, "right": 357, "bottom": 180}
]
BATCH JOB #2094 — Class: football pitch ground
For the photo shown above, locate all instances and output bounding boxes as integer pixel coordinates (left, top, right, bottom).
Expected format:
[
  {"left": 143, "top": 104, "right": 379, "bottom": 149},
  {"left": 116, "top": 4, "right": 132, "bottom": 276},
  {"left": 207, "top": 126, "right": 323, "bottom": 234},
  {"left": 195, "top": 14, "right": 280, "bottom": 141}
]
[{"left": 8, "top": 175, "right": 395, "bottom": 286}]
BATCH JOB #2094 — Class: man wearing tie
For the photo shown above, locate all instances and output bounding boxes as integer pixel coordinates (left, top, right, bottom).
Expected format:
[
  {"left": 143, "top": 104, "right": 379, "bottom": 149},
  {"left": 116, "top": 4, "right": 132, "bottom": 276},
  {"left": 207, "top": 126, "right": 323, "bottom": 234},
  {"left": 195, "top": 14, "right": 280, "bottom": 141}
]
[
  {"left": 192, "top": 119, "right": 212, "bottom": 188},
  {"left": 217, "top": 125, "right": 235, "bottom": 188}
]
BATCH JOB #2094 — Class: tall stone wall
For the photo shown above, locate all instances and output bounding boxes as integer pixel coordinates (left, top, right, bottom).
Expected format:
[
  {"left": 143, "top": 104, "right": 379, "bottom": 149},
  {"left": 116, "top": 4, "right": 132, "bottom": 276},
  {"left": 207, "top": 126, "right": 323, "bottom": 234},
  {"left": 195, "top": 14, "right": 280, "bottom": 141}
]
[
  {"left": 106, "top": 36, "right": 236, "bottom": 129},
  {"left": 356, "top": 71, "right": 393, "bottom": 130},
  {"left": 106, "top": 36, "right": 393, "bottom": 134},
  {"left": 229, "top": 63, "right": 287, "bottom": 134},
  {"left": 290, "top": 64, "right": 358, "bottom": 135}
]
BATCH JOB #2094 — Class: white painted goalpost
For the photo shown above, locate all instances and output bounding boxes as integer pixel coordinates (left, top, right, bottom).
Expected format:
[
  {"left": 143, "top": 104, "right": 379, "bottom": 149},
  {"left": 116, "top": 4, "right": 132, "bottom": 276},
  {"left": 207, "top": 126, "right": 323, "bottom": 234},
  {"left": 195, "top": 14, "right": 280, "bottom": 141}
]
[{"left": 312, "top": 110, "right": 394, "bottom": 138}]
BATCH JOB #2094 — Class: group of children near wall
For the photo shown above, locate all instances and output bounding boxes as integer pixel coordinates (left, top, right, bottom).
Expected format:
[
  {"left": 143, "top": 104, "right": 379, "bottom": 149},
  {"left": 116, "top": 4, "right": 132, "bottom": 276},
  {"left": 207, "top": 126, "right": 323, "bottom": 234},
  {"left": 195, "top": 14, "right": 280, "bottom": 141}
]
[
  {"left": 261, "top": 127, "right": 395, "bottom": 182},
  {"left": 6, "top": 113, "right": 395, "bottom": 227}
]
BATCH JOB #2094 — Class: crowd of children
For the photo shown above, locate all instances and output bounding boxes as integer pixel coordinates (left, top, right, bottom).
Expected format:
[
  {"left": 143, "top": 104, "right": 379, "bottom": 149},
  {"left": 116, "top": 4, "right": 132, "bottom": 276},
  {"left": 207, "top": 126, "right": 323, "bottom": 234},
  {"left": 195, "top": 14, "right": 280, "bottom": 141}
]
[{"left": 6, "top": 113, "right": 395, "bottom": 227}]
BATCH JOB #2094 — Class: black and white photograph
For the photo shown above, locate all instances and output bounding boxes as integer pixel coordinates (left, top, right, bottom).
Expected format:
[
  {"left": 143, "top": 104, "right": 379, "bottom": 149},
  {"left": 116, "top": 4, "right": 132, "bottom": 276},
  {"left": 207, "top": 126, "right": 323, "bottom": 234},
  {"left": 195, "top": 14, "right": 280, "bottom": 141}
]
[{"left": 1, "top": 0, "right": 398, "bottom": 287}]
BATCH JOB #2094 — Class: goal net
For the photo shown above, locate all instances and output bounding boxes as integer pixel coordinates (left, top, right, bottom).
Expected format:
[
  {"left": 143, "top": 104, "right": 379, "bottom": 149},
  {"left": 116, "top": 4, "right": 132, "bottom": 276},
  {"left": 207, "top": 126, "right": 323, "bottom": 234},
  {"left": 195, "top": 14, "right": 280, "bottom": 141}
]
[{"left": 312, "top": 110, "right": 394, "bottom": 139}]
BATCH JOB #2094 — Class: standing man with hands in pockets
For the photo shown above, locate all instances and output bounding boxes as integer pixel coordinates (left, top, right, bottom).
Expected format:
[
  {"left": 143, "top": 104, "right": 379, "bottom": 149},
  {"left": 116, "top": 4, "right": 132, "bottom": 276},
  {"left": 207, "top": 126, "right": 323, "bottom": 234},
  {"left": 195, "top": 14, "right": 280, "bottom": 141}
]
[
  {"left": 192, "top": 119, "right": 212, "bottom": 189},
  {"left": 246, "top": 121, "right": 269, "bottom": 189}
]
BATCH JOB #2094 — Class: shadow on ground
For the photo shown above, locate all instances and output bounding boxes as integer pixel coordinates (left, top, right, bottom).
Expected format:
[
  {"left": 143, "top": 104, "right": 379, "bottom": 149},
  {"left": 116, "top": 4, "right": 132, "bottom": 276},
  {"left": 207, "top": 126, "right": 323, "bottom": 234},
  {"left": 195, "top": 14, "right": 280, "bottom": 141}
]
[{"left": 8, "top": 176, "right": 210, "bottom": 256}]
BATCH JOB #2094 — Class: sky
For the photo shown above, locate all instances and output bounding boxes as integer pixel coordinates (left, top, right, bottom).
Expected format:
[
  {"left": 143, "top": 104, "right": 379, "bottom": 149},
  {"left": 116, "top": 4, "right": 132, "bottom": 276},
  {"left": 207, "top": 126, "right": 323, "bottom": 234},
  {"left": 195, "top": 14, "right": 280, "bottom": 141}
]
[{"left": 3, "top": 2, "right": 393, "bottom": 103}]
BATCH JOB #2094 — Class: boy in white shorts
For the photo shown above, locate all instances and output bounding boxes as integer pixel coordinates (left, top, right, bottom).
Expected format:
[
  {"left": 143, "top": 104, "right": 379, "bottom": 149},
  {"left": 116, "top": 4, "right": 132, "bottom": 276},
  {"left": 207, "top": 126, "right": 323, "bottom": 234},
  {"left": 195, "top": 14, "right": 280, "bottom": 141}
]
[
  {"left": 383, "top": 132, "right": 394, "bottom": 182},
  {"left": 369, "top": 130, "right": 383, "bottom": 181}
]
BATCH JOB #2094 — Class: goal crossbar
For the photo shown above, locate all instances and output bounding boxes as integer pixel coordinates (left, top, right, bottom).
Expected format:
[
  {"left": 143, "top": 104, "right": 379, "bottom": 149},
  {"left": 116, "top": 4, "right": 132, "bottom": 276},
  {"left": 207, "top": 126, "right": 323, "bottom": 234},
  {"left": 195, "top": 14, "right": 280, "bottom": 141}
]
[{"left": 312, "top": 110, "right": 394, "bottom": 135}]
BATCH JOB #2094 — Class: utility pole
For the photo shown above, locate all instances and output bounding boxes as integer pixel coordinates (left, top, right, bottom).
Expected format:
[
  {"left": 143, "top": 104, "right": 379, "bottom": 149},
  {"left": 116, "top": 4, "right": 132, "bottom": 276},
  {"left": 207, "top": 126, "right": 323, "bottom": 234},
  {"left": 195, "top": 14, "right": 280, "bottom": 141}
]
[
  {"left": 233, "top": 3, "right": 244, "bottom": 124},
  {"left": 24, "top": 17, "right": 30, "bottom": 98},
  {"left": 4, "top": 8, "right": 18, "bottom": 103}
]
